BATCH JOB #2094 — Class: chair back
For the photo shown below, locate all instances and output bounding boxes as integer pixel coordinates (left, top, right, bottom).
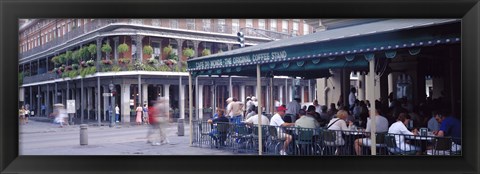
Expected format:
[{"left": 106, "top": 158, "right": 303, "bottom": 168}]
[
  {"left": 297, "top": 128, "right": 314, "bottom": 142},
  {"left": 236, "top": 124, "right": 250, "bottom": 135},
  {"left": 322, "top": 130, "right": 336, "bottom": 142},
  {"left": 217, "top": 122, "right": 230, "bottom": 133},
  {"left": 253, "top": 126, "right": 267, "bottom": 136},
  {"left": 434, "top": 137, "right": 452, "bottom": 151},
  {"left": 375, "top": 132, "right": 387, "bottom": 144},
  {"left": 384, "top": 134, "right": 397, "bottom": 148},
  {"left": 268, "top": 126, "right": 278, "bottom": 137}
]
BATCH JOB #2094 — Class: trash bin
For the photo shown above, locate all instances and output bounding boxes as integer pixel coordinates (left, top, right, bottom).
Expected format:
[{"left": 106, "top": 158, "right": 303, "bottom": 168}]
[
  {"left": 177, "top": 118, "right": 184, "bottom": 136},
  {"left": 80, "top": 124, "right": 88, "bottom": 145}
]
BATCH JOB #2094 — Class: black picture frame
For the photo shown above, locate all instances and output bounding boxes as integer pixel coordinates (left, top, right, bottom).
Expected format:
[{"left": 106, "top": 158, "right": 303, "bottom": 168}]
[{"left": 1, "top": 0, "right": 479, "bottom": 174}]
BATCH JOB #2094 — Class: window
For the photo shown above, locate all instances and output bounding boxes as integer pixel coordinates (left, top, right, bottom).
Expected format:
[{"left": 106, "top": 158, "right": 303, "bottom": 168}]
[
  {"left": 258, "top": 19, "right": 266, "bottom": 30},
  {"left": 293, "top": 20, "right": 299, "bottom": 36},
  {"left": 269, "top": 19, "right": 277, "bottom": 31},
  {"left": 217, "top": 19, "right": 225, "bottom": 33},
  {"left": 67, "top": 21, "right": 71, "bottom": 32},
  {"left": 152, "top": 19, "right": 161, "bottom": 27},
  {"left": 37, "top": 37, "right": 40, "bottom": 46},
  {"left": 186, "top": 19, "right": 195, "bottom": 30},
  {"left": 303, "top": 23, "right": 309, "bottom": 35},
  {"left": 232, "top": 19, "right": 240, "bottom": 34},
  {"left": 282, "top": 20, "right": 288, "bottom": 33},
  {"left": 202, "top": 19, "right": 211, "bottom": 32},
  {"left": 246, "top": 19, "right": 253, "bottom": 28},
  {"left": 170, "top": 19, "right": 178, "bottom": 29},
  {"left": 57, "top": 25, "right": 61, "bottom": 37}
]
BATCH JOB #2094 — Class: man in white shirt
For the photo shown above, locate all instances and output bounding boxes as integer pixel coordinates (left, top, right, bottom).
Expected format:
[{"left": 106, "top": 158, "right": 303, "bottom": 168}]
[
  {"left": 353, "top": 107, "right": 389, "bottom": 155},
  {"left": 270, "top": 105, "right": 295, "bottom": 155},
  {"left": 226, "top": 97, "right": 244, "bottom": 123},
  {"left": 244, "top": 106, "right": 270, "bottom": 125}
]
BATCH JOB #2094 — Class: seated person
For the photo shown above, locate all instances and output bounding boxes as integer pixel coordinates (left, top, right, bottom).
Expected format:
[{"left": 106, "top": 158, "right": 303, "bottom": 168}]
[
  {"left": 434, "top": 110, "right": 461, "bottom": 152},
  {"left": 325, "top": 109, "right": 354, "bottom": 147},
  {"left": 207, "top": 109, "right": 229, "bottom": 146},
  {"left": 388, "top": 113, "right": 421, "bottom": 154},
  {"left": 270, "top": 106, "right": 295, "bottom": 155},
  {"left": 244, "top": 106, "right": 270, "bottom": 125},
  {"left": 296, "top": 106, "right": 320, "bottom": 129},
  {"left": 353, "top": 106, "right": 389, "bottom": 155}
]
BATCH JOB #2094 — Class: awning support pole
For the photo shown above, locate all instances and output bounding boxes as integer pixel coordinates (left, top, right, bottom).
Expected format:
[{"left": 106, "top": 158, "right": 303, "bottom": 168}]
[
  {"left": 368, "top": 58, "right": 377, "bottom": 155},
  {"left": 189, "top": 72, "right": 193, "bottom": 146},
  {"left": 256, "top": 64, "right": 262, "bottom": 155}
]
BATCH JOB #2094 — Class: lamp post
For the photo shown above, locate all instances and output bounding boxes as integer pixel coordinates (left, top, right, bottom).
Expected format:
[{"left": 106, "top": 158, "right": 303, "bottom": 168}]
[{"left": 109, "top": 83, "right": 115, "bottom": 127}]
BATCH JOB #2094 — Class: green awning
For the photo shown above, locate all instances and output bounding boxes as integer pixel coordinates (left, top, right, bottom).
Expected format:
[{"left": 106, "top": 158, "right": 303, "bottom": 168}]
[{"left": 187, "top": 19, "right": 460, "bottom": 79}]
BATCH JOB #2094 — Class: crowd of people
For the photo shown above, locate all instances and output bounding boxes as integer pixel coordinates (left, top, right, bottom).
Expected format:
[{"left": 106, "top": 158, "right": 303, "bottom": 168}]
[{"left": 203, "top": 87, "right": 461, "bottom": 155}]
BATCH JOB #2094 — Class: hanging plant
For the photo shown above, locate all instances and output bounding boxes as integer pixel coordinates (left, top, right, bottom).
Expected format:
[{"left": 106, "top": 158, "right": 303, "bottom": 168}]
[
  {"left": 168, "top": 52, "right": 178, "bottom": 61},
  {"left": 202, "top": 48, "right": 211, "bottom": 56},
  {"left": 102, "top": 42, "right": 112, "bottom": 55},
  {"left": 86, "top": 60, "right": 95, "bottom": 66},
  {"left": 72, "top": 50, "right": 81, "bottom": 64},
  {"left": 118, "top": 43, "right": 129, "bottom": 58},
  {"left": 72, "top": 64, "right": 79, "bottom": 70},
  {"left": 80, "top": 46, "right": 90, "bottom": 61},
  {"left": 102, "top": 59, "right": 113, "bottom": 65},
  {"left": 143, "top": 45, "right": 153, "bottom": 56},
  {"left": 88, "top": 44, "right": 97, "bottom": 59},
  {"left": 51, "top": 56, "right": 60, "bottom": 65},
  {"left": 163, "top": 45, "right": 173, "bottom": 55},
  {"left": 64, "top": 51, "right": 73, "bottom": 64},
  {"left": 183, "top": 48, "right": 195, "bottom": 58}
]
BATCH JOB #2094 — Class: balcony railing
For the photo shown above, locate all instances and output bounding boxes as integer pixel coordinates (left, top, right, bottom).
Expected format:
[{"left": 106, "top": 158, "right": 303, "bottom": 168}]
[{"left": 23, "top": 72, "right": 57, "bottom": 84}]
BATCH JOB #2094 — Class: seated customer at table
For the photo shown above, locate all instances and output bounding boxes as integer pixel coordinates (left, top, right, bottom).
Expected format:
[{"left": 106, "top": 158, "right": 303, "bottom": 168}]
[
  {"left": 388, "top": 113, "right": 420, "bottom": 154},
  {"left": 207, "top": 109, "right": 229, "bottom": 146},
  {"left": 434, "top": 110, "right": 461, "bottom": 152},
  {"left": 296, "top": 106, "right": 320, "bottom": 129},
  {"left": 244, "top": 106, "right": 270, "bottom": 125},
  {"left": 353, "top": 106, "right": 389, "bottom": 155},
  {"left": 270, "top": 105, "right": 295, "bottom": 155},
  {"left": 325, "top": 109, "right": 354, "bottom": 148}
]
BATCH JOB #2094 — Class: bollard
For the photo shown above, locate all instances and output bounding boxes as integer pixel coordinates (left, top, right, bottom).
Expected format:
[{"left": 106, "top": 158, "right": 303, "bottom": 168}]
[
  {"left": 177, "top": 118, "right": 184, "bottom": 136},
  {"left": 80, "top": 124, "right": 88, "bottom": 145}
]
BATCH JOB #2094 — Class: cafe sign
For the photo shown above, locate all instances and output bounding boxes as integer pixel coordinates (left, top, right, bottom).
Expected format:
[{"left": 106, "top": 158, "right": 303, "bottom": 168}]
[{"left": 192, "top": 50, "right": 288, "bottom": 70}]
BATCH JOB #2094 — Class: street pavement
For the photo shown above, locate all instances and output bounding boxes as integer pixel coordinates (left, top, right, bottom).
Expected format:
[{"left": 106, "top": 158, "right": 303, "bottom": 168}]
[{"left": 19, "top": 120, "right": 236, "bottom": 155}]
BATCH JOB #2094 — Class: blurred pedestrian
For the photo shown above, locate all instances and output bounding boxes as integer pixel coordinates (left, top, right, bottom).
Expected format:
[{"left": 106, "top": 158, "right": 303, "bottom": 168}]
[
  {"left": 19, "top": 105, "right": 26, "bottom": 125},
  {"left": 52, "top": 104, "right": 68, "bottom": 128},
  {"left": 115, "top": 104, "right": 120, "bottom": 122},
  {"left": 154, "top": 97, "right": 170, "bottom": 145},
  {"left": 135, "top": 104, "right": 143, "bottom": 125},
  {"left": 147, "top": 100, "right": 158, "bottom": 144}
]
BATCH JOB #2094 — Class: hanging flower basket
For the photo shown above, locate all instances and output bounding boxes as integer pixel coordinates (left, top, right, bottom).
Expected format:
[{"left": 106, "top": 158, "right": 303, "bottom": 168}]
[
  {"left": 102, "top": 59, "right": 113, "bottom": 65},
  {"left": 86, "top": 60, "right": 95, "bottom": 66}
]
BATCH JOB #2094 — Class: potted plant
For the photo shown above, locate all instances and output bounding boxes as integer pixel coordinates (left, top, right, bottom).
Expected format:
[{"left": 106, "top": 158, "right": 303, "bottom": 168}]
[
  {"left": 102, "top": 59, "right": 113, "bottom": 65},
  {"left": 88, "top": 44, "right": 97, "bottom": 59},
  {"left": 143, "top": 45, "right": 153, "bottom": 58},
  {"left": 163, "top": 45, "right": 173, "bottom": 56},
  {"left": 183, "top": 48, "right": 195, "bottom": 59},
  {"left": 118, "top": 37, "right": 129, "bottom": 59},
  {"left": 86, "top": 60, "right": 95, "bottom": 66},
  {"left": 202, "top": 48, "right": 211, "bottom": 56},
  {"left": 102, "top": 42, "right": 112, "bottom": 59}
]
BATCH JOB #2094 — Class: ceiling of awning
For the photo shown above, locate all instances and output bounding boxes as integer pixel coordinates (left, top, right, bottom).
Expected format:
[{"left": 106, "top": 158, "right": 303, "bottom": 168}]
[{"left": 187, "top": 19, "right": 461, "bottom": 79}]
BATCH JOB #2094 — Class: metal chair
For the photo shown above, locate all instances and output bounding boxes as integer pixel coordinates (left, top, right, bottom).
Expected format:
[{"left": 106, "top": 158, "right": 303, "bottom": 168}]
[
  {"left": 252, "top": 125, "right": 268, "bottom": 152},
  {"left": 295, "top": 128, "right": 315, "bottom": 155},
  {"left": 265, "top": 125, "right": 284, "bottom": 155},
  {"left": 212, "top": 122, "right": 230, "bottom": 148},
  {"left": 385, "top": 134, "right": 417, "bottom": 155},
  {"left": 321, "top": 130, "right": 342, "bottom": 155},
  {"left": 427, "top": 137, "right": 452, "bottom": 155},
  {"left": 198, "top": 121, "right": 213, "bottom": 148},
  {"left": 231, "top": 123, "right": 253, "bottom": 153}
]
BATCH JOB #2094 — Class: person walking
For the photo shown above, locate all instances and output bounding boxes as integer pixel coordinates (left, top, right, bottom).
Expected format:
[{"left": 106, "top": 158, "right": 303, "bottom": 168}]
[
  {"left": 135, "top": 104, "right": 143, "bottom": 125},
  {"left": 147, "top": 100, "right": 159, "bottom": 144},
  {"left": 19, "top": 105, "right": 26, "bottom": 125},
  {"left": 115, "top": 104, "right": 120, "bottom": 122},
  {"left": 143, "top": 104, "right": 149, "bottom": 125},
  {"left": 155, "top": 97, "right": 170, "bottom": 145}
]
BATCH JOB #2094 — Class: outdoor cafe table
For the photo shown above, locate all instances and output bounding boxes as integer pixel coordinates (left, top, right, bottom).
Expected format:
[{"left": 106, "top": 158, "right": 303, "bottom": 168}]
[{"left": 405, "top": 133, "right": 435, "bottom": 154}]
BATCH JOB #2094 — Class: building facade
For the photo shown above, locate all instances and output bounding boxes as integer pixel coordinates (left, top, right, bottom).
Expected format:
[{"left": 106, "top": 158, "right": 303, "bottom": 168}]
[{"left": 18, "top": 19, "right": 316, "bottom": 123}]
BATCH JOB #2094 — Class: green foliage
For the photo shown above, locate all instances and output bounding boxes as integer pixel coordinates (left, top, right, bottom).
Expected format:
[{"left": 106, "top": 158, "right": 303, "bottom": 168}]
[
  {"left": 79, "top": 66, "right": 97, "bottom": 78},
  {"left": 181, "top": 66, "right": 187, "bottom": 72},
  {"left": 72, "top": 50, "right": 80, "bottom": 64},
  {"left": 18, "top": 72, "right": 24, "bottom": 86},
  {"left": 117, "top": 43, "right": 129, "bottom": 53},
  {"left": 118, "top": 58, "right": 131, "bottom": 64},
  {"left": 147, "top": 58, "right": 159, "bottom": 65},
  {"left": 202, "top": 48, "right": 211, "bottom": 56},
  {"left": 133, "top": 61, "right": 145, "bottom": 70},
  {"left": 101, "top": 42, "right": 112, "bottom": 54},
  {"left": 64, "top": 51, "right": 73, "bottom": 64},
  {"left": 62, "top": 70, "right": 79, "bottom": 79},
  {"left": 111, "top": 65, "right": 121, "bottom": 72},
  {"left": 158, "top": 65, "right": 171, "bottom": 71},
  {"left": 163, "top": 45, "right": 173, "bottom": 55},
  {"left": 168, "top": 53, "right": 179, "bottom": 61},
  {"left": 88, "top": 44, "right": 97, "bottom": 57},
  {"left": 51, "top": 56, "right": 60, "bottom": 65},
  {"left": 80, "top": 46, "right": 90, "bottom": 61},
  {"left": 183, "top": 48, "right": 195, "bottom": 58},
  {"left": 144, "top": 65, "right": 157, "bottom": 71},
  {"left": 143, "top": 45, "right": 153, "bottom": 55},
  {"left": 126, "top": 64, "right": 135, "bottom": 71}
]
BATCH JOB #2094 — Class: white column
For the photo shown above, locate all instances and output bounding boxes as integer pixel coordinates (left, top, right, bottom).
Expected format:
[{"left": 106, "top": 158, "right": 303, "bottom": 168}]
[
  {"left": 87, "top": 87, "right": 92, "bottom": 121},
  {"left": 142, "top": 84, "right": 148, "bottom": 106},
  {"left": 188, "top": 73, "right": 193, "bottom": 146},
  {"left": 256, "top": 64, "right": 263, "bottom": 155},
  {"left": 180, "top": 84, "right": 185, "bottom": 119},
  {"left": 198, "top": 85, "right": 204, "bottom": 120},
  {"left": 164, "top": 84, "right": 170, "bottom": 118},
  {"left": 358, "top": 74, "right": 366, "bottom": 101},
  {"left": 388, "top": 73, "right": 394, "bottom": 96},
  {"left": 240, "top": 85, "right": 246, "bottom": 102},
  {"left": 121, "top": 84, "right": 131, "bottom": 123},
  {"left": 301, "top": 85, "right": 305, "bottom": 103},
  {"left": 285, "top": 79, "right": 288, "bottom": 104},
  {"left": 308, "top": 80, "right": 312, "bottom": 102},
  {"left": 229, "top": 76, "right": 233, "bottom": 98},
  {"left": 103, "top": 86, "right": 109, "bottom": 121},
  {"left": 367, "top": 59, "right": 377, "bottom": 155},
  {"left": 278, "top": 85, "right": 283, "bottom": 105},
  {"left": 317, "top": 78, "right": 326, "bottom": 105},
  {"left": 288, "top": 84, "right": 293, "bottom": 102}
]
